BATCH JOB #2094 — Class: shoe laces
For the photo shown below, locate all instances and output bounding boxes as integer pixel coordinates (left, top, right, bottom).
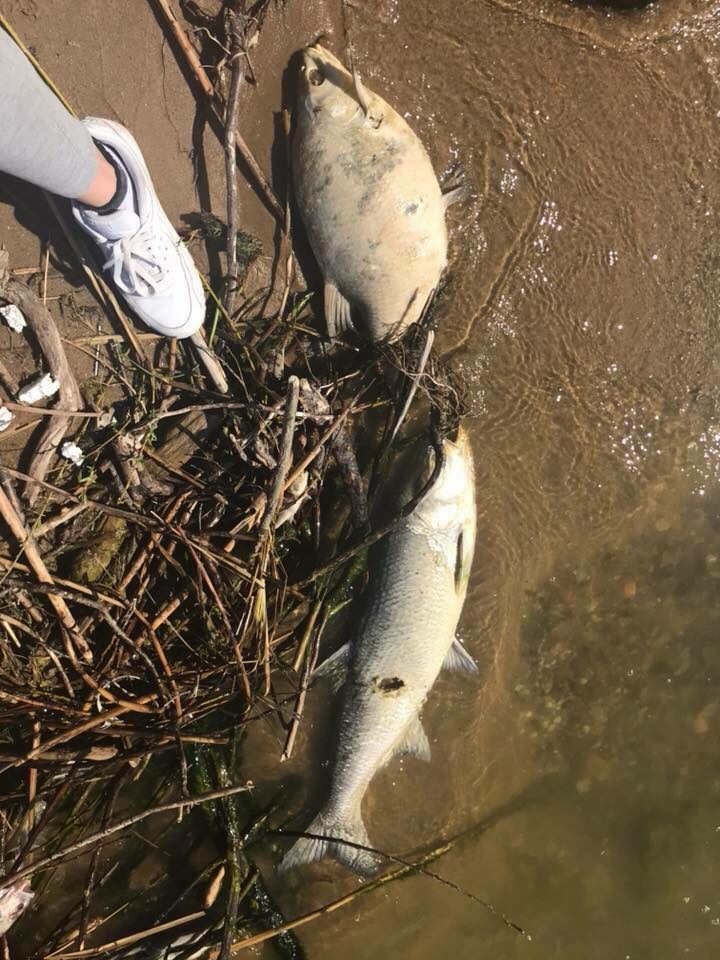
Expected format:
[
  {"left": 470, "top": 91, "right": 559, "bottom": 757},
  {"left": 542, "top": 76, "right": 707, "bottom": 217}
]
[{"left": 103, "top": 224, "right": 172, "bottom": 296}]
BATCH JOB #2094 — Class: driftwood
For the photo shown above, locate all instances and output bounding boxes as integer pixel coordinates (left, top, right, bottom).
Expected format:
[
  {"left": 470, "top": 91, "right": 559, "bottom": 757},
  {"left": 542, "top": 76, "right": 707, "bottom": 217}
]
[
  {"left": 189, "top": 329, "right": 230, "bottom": 394},
  {"left": 0, "top": 249, "right": 82, "bottom": 505}
]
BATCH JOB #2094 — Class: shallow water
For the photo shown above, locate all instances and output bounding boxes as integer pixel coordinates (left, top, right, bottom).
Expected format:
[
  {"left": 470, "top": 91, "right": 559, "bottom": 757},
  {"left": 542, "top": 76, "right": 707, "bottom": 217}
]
[{"left": 246, "top": 1, "right": 720, "bottom": 956}]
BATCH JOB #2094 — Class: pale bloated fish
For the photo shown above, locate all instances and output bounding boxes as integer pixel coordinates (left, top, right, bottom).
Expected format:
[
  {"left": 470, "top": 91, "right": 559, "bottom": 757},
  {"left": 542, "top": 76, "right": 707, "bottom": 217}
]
[{"left": 293, "top": 44, "right": 455, "bottom": 343}]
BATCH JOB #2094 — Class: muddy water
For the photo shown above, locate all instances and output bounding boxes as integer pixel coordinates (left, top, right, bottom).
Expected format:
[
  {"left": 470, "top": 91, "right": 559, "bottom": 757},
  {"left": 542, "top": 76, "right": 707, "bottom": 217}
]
[{"left": 242, "top": 1, "right": 720, "bottom": 957}]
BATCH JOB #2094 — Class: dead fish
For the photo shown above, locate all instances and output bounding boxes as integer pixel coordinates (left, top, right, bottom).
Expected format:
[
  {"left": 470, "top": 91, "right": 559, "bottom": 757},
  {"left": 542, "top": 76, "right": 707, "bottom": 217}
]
[
  {"left": 293, "top": 44, "right": 454, "bottom": 343},
  {"left": 280, "top": 428, "right": 476, "bottom": 874}
]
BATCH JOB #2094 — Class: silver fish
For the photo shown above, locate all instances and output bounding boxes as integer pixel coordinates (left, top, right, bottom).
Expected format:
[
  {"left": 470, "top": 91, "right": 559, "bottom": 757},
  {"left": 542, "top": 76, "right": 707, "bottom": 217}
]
[
  {"left": 293, "top": 44, "right": 453, "bottom": 343},
  {"left": 281, "top": 429, "right": 477, "bottom": 874},
  {"left": 0, "top": 880, "right": 33, "bottom": 937}
]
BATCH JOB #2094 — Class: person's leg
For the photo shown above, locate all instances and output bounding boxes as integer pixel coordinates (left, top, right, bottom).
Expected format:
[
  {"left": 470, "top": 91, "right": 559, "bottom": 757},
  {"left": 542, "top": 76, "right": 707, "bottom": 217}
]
[
  {"left": 0, "top": 29, "right": 204, "bottom": 338},
  {"left": 0, "top": 30, "right": 102, "bottom": 199}
]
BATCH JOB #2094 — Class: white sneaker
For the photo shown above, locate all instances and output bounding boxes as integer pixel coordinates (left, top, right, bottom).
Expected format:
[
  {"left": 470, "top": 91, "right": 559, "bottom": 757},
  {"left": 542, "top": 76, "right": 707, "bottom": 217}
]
[{"left": 72, "top": 117, "right": 205, "bottom": 339}]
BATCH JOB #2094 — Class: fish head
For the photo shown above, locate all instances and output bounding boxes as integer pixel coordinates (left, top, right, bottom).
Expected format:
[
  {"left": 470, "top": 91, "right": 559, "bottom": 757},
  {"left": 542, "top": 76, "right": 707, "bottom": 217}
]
[
  {"left": 429, "top": 428, "right": 475, "bottom": 507},
  {"left": 413, "top": 427, "right": 476, "bottom": 540},
  {"left": 297, "top": 43, "right": 357, "bottom": 118}
]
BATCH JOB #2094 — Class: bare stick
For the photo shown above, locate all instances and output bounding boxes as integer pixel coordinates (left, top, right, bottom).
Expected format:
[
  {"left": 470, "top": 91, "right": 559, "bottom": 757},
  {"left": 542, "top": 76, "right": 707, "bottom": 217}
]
[
  {"left": 222, "top": 855, "right": 456, "bottom": 954},
  {"left": 0, "top": 271, "right": 82, "bottom": 504},
  {"left": 154, "top": 0, "right": 214, "bottom": 95},
  {"left": 78, "top": 773, "right": 125, "bottom": 948},
  {"left": 32, "top": 503, "right": 91, "bottom": 539},
  {"left": 50, "top": 910, "right": 206, "bottom": 959},
  {"left": 224, "top": 5, "right": 244, "bottom": 318},
  {"left": 66, "top": 332, "right": 162, "bottom": 347},
  {"left": 1, "top": 784, "right": 252, "bottom": 887},
  {"left": 282, "top": 609, "right": 326, "bottom": 761},
  {"left": 251, "top": 376, "right": 299, "bottom": 560},
  {"left": 189, "top": 329, "right": 229, "bottom": 394},
  {"left": 151, "top": 0, "right": 283, "bottom": 222},
  {"left": 0, "top": 357, "right": 19, "bottom": 397},
  {"left": 7, "top": 694, "right": 156, "bottom": 767},
  {"left": 0, "top": 401, "right": 101, "bottom": 419},
  {"left": 0, "top": 485, "right": 92, "bottom": 662},
  {"left": 389, "top": 327, "right": 434, "bottom": 444}
]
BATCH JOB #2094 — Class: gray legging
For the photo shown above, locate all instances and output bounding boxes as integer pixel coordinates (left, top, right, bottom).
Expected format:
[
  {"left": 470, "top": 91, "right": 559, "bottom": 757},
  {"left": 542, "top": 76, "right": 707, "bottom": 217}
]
[{"left": 0, "top": 28, "right": 96, "bottom": 198}]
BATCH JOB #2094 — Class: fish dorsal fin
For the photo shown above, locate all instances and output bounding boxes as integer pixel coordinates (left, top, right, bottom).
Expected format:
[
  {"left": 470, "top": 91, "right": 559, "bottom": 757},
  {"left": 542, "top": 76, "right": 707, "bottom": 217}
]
[
  {"left": 392, "top": 715, "right": 431, "bottom": 762},
  {"left": 313, "top": 641, "right": 350, "bottom": 693},
  {"left": 324, "top": 280, "right": 354, "bottom": 339},
  {"left": 443, "top": 638, "right": 478, "bottom": 674}
]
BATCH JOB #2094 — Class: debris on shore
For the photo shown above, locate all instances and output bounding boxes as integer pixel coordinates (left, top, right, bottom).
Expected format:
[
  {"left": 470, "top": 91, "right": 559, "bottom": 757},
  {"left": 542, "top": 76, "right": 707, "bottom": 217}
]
[{"left": 0, "top": 3, "right": 467, "bottom": 957}]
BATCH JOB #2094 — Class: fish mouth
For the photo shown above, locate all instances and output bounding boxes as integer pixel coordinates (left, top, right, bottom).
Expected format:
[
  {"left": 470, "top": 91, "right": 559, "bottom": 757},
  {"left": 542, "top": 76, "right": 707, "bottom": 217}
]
[
  {"left": 440, "top": 427, "right": 474, "bottom": 491},
  {"left": 300, "top": 47, "right": 318, "bottom": 73},
  {"left": 299, "top": 43, "right": 350, "bottom": 87},
  {"left": 303, "top": 42, "right": 346, "bottom": 70},
  {"left": 445, "top": 425, "right": 470, "bottom": 455}
]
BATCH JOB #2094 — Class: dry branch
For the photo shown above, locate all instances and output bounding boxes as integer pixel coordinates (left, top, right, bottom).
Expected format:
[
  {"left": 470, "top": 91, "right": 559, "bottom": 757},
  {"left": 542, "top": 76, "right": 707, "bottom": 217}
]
[
  {"left": 1, "top": 784, "right": 252, "bottom": 889},
  {"left": 251, "top": 375, "right": 300, "bottom": 560},
  {"left": 223, "top": 3, "right": 245, "bottom": 318},
  {"left": 0, "top": 486, "right": 92, "bottom": 662},
  {"left": 152, "top": 0, "right": 283, "bottom": 222},
  {"left": 0, "top": 263, "right": 82, "bottom": 504}
]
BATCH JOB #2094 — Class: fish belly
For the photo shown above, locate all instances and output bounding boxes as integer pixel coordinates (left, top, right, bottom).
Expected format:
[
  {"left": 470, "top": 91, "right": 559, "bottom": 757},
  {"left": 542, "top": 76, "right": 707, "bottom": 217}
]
[{"left": 293, "top": 114, "right": 446, "bottom": 337}]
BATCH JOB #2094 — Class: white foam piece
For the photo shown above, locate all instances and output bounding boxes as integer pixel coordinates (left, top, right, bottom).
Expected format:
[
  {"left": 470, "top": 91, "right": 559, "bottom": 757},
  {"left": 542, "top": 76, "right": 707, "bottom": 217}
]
[
  {"left": 60, "top": 441, "right": 84, "bottom": 466},
  {"left": 17, "top": 373, "right": 60, "bottom": 404},
  {"left": 0, "top": 407, "right": 13, "bottom": 432},
  {"left": 0, "top": 304, "right": 26, "bottom": 333}
]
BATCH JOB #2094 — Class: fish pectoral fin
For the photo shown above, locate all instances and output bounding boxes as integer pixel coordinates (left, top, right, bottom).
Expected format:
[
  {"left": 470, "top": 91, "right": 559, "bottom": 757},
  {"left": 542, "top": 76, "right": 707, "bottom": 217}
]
[
  {"left": 313, "top": 641, "right": 350, "bottom": 693},
  {"left": 442, "top": 183, "right": 469, "bottom": 210},
  {"left": 443, "top": 638, "right": 479, "bottom": 674},
  {"left": 454, "top": 523, "right": 474, "bottom": 593},
  {"left": 324, "top": 281, "right": 354, "bottom": 339},
  {"left": 393, "top": 715, "right": 431, "bottom": 763}
]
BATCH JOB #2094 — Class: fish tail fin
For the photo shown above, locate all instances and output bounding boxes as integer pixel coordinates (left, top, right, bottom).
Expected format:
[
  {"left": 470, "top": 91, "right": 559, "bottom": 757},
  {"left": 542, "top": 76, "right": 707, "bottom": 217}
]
[{"left": 279, "top": 807, "right": 380, "bottom": 876}]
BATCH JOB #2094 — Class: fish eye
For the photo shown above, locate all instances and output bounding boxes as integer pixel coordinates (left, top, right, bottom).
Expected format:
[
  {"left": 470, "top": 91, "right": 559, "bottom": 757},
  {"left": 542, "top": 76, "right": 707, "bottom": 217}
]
[{"left": 309, "top": 68, "right": 325, "bottom": 87}]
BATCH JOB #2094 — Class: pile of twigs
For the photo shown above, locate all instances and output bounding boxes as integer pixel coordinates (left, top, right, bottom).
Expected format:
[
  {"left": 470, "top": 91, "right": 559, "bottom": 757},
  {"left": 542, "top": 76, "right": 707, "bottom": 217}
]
[
  {"left": 0, "top": 4, "right": 471, "bottom": 957},
  {"left": 0, "top": 240, "right": 460, "bottom": 957}
]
